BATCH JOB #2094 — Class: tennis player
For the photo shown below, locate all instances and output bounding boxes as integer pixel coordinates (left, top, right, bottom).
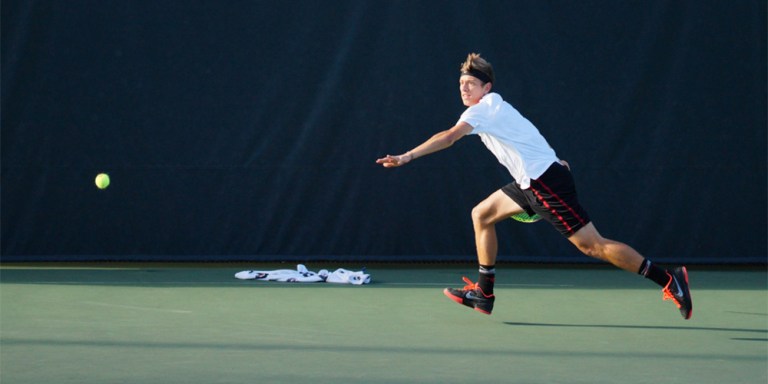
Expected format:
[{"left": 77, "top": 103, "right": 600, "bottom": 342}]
[{"left": 376, "top": 53, "right": 692, "bottom": 319}]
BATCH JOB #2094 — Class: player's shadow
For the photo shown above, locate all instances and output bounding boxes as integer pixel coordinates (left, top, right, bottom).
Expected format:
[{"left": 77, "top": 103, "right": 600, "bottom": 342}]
[{"left": 503, "top": 321, "right": 767, "bottom": 335}]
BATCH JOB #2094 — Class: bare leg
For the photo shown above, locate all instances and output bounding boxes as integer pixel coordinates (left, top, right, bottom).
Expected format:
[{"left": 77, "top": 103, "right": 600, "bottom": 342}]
[
  {"left": 568, "top": 222, "right": 644, "bottom": 272},
  {"left": 471, "top": 189, "right": 524, "bottom": 266}
]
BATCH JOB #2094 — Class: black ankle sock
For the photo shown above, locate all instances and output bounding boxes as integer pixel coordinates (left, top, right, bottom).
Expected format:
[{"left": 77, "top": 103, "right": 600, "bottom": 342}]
[
  {"left": 638, "top": 259, "right": 670, "bottom": 288},
  {"left": 478, "top": 265, "right": 495, "bottom": 295}
]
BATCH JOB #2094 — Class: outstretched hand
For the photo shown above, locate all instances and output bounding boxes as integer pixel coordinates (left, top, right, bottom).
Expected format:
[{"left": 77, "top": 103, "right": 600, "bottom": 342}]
[{"left": 376, "top": 153, "right": 412, "bottom": 168}]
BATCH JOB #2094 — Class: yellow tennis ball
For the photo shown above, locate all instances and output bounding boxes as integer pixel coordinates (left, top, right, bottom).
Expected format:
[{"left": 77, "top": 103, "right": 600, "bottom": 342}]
[{"left": 95, "top": 173, "right": 110, "bottom": 189}]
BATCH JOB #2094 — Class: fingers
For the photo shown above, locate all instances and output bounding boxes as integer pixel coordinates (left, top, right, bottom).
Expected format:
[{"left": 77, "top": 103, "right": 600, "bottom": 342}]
[{"left": 376, "top": 155, "right": 400, "bottom": 167}]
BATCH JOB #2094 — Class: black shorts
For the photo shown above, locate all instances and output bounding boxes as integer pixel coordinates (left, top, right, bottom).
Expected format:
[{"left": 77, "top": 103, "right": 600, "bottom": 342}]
[{"left": 501, "top": 162, "right": 591, "bottom": 237}]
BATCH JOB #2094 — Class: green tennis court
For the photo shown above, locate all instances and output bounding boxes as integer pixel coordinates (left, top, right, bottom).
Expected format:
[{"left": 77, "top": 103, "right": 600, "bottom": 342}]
[{"left": 1, "top": 263, "right": 766, "bottom": 383}]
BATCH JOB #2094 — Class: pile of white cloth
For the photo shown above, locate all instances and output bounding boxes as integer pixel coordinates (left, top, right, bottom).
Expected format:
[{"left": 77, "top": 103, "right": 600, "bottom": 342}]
[{"left": 234, "top": 264, "right": 371, "bottom": 285}]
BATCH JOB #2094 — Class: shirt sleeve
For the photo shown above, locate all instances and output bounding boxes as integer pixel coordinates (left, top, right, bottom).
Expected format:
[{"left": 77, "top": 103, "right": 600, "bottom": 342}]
[{"left": 458, "top": 101, "right": 489, "bottom": 134}]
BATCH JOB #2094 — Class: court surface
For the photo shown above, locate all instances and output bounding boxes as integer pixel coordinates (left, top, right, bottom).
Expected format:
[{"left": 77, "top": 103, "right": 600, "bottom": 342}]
[{"left": 1, "top": 263, "right": 766, "bottom": 384}]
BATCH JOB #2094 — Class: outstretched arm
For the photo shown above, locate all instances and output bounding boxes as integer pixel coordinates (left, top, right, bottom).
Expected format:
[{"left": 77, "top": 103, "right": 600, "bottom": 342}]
[{"left": 376, "top": 122, "right": 474, "bottom": 168}]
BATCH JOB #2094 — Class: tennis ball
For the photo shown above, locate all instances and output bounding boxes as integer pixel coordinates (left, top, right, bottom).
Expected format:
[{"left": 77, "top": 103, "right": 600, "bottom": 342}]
[{"left": 95, "top": 173, "right": 110, "bottom": 189}]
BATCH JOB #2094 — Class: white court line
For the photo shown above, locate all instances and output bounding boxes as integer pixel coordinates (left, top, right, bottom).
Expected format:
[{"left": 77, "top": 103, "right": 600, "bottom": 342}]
[
  {"left": 8, "top": 281, "right": 574, "bottom": 288},
  {"left": 82, "top": 301, "right": 192, "bottom": 314},
  {"left": 379, "top": 282, "right": 574, "bottom": 287}
]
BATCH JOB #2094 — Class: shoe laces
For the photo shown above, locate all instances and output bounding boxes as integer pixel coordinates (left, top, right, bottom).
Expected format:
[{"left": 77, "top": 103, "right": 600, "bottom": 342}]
[
  {"left": 461, "top": 276, "right": 478, "bottom": 291},
  {"left": 662, "top": 276, "right": 682, "bottom": 308}
]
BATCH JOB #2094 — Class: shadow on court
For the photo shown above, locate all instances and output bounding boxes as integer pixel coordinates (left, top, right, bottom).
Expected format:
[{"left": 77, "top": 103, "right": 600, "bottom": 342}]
[{"left": 504, "top": 321, "right": 767, "bottom": 335}]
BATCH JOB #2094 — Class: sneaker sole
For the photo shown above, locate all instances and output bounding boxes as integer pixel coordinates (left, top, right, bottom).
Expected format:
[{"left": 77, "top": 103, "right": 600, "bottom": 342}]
[{"left": 680, "top": 267, "right": 693, "bottom": 320}]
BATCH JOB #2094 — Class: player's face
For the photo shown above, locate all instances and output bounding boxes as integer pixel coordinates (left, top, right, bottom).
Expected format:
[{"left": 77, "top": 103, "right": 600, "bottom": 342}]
[{"left": 459, "top": 75, "right": 490, "bottom": 106}]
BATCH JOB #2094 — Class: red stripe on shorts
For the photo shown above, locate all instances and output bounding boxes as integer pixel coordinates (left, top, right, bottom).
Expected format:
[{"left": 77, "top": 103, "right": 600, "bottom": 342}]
[
  {"left": 531, "top": 179, "right": 588, "bottom": 234},
  {"left": 530, "top": 187, "right": 574, "bottom": 234}
]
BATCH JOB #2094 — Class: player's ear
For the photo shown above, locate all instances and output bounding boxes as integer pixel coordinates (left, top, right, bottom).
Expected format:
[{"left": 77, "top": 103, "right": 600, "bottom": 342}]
[{"left": 484, "top": 82, "right": 493, "bottom": 94}]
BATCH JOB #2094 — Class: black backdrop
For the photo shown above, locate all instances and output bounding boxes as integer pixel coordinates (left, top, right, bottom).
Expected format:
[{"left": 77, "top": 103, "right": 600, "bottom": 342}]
[{"left": 2, "top": 1, "right": 766, "bottom": 263}]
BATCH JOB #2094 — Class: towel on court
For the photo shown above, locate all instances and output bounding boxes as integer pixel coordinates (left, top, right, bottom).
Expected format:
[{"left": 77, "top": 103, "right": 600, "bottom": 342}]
[
  {"left": 234, "top": 264, "right": 370, "bottom": 285},
  {"left": 234, "top": 264, "right": 325, "bottom": 282},
  {"left": 325, "top": 268, "right": 371, "bottom": 285}
]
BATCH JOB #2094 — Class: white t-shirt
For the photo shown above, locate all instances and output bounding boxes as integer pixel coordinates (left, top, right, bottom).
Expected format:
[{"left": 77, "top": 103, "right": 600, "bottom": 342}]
[{"left": 458, "top": 92, "right": 558, "bottom": 189}]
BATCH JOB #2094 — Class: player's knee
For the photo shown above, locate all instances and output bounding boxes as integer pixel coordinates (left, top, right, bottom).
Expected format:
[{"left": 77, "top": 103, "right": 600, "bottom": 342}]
[
  {"left": 471, "top": 204, "right": 493, "bottom": 227},
  {"left": 576, "top": 241, "right": 606, "bottom": 260}
]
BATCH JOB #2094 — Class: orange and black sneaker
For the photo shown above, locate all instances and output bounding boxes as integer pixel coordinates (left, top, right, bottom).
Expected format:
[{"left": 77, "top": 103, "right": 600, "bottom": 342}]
[
  {"left": 443, "top": 277, "right": 495, "bottom": 315},
  {"left": 662, "top": 266, "right": 693, "bottom": 320}
]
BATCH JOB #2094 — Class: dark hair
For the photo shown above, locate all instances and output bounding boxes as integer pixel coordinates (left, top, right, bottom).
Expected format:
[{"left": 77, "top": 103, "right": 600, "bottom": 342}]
[{"left": 460, "top": 53, "right": 495, "bottom": 84}]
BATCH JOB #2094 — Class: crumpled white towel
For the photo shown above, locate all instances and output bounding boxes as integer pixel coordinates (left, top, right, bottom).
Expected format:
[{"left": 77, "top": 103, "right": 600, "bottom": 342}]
[
  {"left": 235, "top": 264, "right": 370, "bottom": 285},
  {"left": 234, "top": 264, "right": 325, "bottom": 282},
  {"left": 325, "top": 268, "right": 371, "bottom": 285}
]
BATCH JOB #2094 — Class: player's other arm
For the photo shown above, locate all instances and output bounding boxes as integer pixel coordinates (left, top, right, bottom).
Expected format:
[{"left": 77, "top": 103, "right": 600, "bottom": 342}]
[{"left": 376, "top": 122, "right": 473, "bottom": 168}]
